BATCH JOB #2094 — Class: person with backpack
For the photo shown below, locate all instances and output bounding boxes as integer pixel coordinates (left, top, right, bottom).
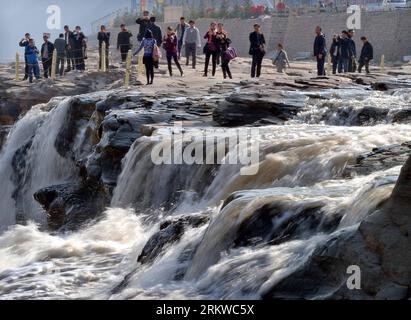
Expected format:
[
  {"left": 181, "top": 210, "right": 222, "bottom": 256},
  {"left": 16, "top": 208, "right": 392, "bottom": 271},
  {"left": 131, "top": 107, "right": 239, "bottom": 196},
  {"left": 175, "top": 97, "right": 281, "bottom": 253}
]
[
  {"left": 25, "top": 39, "right": 40, "bottom": 83},
  {"left": 134, "top": 29, "right": 158, "bottom": 85},
  {"left": 216, "top": 23, "right": 232, "bottom": 79},
  {"left": 163, "top": 27, "right": 184, "bottom": 77},
  {"left": 203, "top": 22, "right": 219, "bottom": 77},
  {"left": 249, "top": 24, "right": 266, "bottom": 79},
  {"left": 272, "top": 43, "right": 290, "bottom": 73}
]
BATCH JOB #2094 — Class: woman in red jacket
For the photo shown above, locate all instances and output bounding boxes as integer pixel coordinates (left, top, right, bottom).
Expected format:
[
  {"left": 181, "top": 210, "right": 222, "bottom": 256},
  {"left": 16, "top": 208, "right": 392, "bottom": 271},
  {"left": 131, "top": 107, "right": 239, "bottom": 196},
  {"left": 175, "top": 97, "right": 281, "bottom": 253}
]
[{"left": 163, "top": 27, "right": 184, "bottom": 77}]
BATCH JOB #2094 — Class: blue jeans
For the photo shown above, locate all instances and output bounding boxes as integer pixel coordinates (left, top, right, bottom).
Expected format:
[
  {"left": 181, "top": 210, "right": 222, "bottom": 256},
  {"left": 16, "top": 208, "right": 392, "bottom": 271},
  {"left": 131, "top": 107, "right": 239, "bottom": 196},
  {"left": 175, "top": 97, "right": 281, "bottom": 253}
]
[
  {"left": 28, "top": 63, "right": 40, "bottom": 82},
  {"left": 338, "top": 58, "right": 349, "bottom": 73}
]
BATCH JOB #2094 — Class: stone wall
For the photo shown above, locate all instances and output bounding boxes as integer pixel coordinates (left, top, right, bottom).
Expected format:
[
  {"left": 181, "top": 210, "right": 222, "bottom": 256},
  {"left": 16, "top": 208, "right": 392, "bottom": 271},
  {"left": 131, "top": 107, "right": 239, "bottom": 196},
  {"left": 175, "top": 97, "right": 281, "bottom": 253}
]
[{"left": 104, "top": 9, "right": 411, "bottom": 62}]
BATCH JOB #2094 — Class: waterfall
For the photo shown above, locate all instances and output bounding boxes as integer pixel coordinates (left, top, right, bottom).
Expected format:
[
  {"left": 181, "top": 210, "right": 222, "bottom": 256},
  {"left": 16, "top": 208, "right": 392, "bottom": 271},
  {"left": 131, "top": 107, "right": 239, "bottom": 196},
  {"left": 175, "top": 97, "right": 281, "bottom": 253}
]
[{"left": 0, "top": 97, "right": 79, "bottom": 229}]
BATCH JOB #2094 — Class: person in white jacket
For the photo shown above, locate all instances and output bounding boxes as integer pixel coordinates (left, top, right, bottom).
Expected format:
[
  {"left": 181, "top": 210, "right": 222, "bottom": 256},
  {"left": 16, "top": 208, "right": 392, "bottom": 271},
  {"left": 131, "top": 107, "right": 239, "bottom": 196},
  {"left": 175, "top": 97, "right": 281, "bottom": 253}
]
[{"left": 182, "top": 20, "right": 201, "bottom": 69}]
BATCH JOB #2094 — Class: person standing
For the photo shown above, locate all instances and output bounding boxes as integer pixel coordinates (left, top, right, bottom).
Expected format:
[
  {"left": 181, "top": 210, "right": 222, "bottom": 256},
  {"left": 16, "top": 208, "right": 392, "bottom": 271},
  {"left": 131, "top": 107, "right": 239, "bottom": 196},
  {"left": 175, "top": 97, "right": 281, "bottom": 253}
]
[
  {"left": 98, "top": 25, "right": 110, "bottom": 71},
  {"left": 203, "top": 22, "right": 219, "bottom": 77},
  {"left": 148, "top": 17, "right": 163, "bottom": 69},
  {"left": 54, "top": 34, "right": 66, "bottom": 77},
  {"left": 25, "top": 39, "right": 40, "bottom": 83},
  {"left": 72, "top": 26, "right": 86, "bottom": 71},
  {"left": 338, "top": 31, "right": 351, "bottom": 73},
  {"left": 133, "top": 30, "right": 157, "bottom": 85},
  {"left": 41, "top": 34, "right": 54, "bottom": 79},
  {"left": 329, "top": 34, "right": 340, "bottom": 74},
  {"left": 272, "top": 43, "right": 290, "bottom": 73},
  {"left": 347, "top": 29, "right": 357, "bottom": 73},
  {"left": 182, "top": 20, "right": 201, "bottom": 69},
  {"left": 216, "top": 23, "right": 232, "bottom": 79},
  {"left": 136, "top": 10, "right": 150, "bottom": 42},
  {"left": 358, "top": 36, "right": 373, "bottom": 74},
  {"left": 249, "top": 24, "right": 266, "bottom": 79},
  {"left": 176, "top": 17, "right": 189, "bottom": 59},
  {"left": 163, "top": 27, "right": 184, "bottom": 77},
  {"left": 64, "top": 26, "right": 75, "bottom": 73},
  {"left": 313, "top": 26, "right": 327, "bottom": 76},
  {"left": 19, "top": 33, "right": 31, "bottom": 80},
  {"left": 117, "top": 24, "right": 133, "bottom": 63}
]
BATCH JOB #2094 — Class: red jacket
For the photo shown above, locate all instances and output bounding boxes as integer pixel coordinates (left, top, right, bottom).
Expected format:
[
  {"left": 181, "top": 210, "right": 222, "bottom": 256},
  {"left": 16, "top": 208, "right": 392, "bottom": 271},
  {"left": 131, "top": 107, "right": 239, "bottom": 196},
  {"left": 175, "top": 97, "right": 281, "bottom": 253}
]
[{"left": 163, "top": 34, "right": 178, "bottom": 55}]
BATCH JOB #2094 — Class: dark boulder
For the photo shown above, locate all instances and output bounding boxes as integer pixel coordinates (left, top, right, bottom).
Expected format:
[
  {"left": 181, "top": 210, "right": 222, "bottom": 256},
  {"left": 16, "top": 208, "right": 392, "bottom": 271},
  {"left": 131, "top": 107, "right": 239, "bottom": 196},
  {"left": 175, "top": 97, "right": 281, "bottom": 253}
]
[
  {"left": 344, "top": 142, "right": 411, "bottom": 177},
  {"left": 138, "top": 215, "right": 209, "bottom": 265},
  {"left": 213, "top": 92, "right": 305, "bottom": 127},
  {"left": 34, "top": 181, "right": 108, "bottom": 231}
]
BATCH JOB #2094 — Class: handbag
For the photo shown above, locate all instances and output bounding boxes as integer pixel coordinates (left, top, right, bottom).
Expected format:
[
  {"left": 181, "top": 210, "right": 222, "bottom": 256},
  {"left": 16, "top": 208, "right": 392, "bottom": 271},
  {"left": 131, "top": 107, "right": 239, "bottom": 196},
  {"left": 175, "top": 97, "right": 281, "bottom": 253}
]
[
  {"left": 152, "top": 44, "right": 162, "bottom": 62},
  {"left": 225, "top": 47, "right": 238, "bottom": 61}
]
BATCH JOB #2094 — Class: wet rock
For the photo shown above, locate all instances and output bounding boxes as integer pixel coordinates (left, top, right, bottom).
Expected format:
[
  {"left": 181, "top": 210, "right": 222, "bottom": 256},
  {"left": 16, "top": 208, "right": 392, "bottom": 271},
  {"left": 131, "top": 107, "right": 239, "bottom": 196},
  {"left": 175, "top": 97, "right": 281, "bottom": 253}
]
[
  {"left": 355, "top": 107, "right": 389, "bottom": 126},
  {"left": 371, "top": 82, "right": 389, "bottom": 91},
  {"left": 263, "top": 155, "right": 411, "bottom": 300},
  {"left": 138, "top": 215, "right": 209, "bottom": 265},
  {"left": 234, "top": 203, "right": 341, "bottom": 248},
  {"left": 55, "top": 97, "right": 99, "bottom": 160},
  {"left": 34, "top": 181, "right": 108, "bottom": 231},
  {"left": 344, "top": 142, "right": 411, "bottom": 177},
  {"left": 391, "top": 108, "right": 411, "bottom": 123},
  {"left": 213, "top": 91, "right": 305, "bottom": 127},
  {"left": 86, "top": 110, "right": 172, "bottom": 190}
]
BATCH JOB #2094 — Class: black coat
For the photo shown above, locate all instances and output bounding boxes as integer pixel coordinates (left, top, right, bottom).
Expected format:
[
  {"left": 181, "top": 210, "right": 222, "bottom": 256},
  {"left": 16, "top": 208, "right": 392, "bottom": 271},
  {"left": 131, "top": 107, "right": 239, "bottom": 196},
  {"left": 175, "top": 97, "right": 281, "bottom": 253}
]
[
  {"left": 148, "top": 23, "right": 163, "bottom": 46},
  {"left": 98, "top": 32, "right": 110, "bottom": 48},
  {"left": 41, "top": 41, "right": 55, "bottom": 60},
  {"left": 360, "top": 41, "right": 373, "bottom": 62},
  {"left": 348, "top": 37, "right": 356, "bottom": 58},
  {"left": 136, "top": 18, "right": 150, "bottom": 41},
  {"left": 314, "top": 34, "right": 327, "bottom": 57},
  {"left": 339, "top": 38, "right": 351, "bottom": 59},
  {"left": 117, "top": 31, "right": 133, "bottom": 50},
  {"left": 249, "top": 32, "right": 266, "bottom": 56}
]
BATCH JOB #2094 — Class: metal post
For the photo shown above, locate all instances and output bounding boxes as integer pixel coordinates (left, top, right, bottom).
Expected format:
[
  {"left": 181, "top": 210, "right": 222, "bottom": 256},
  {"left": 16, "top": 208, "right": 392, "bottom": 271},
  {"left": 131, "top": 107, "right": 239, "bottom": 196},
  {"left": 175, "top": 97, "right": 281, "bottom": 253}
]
[
  {"left": 51, "top": 49, "right": 57, "bottom": 80},
  {"left": 15, "top": 52, "right": 20, "bottom": 81},
  {"left": 124, "top": 50, "right": 132, "bottom": 87}
]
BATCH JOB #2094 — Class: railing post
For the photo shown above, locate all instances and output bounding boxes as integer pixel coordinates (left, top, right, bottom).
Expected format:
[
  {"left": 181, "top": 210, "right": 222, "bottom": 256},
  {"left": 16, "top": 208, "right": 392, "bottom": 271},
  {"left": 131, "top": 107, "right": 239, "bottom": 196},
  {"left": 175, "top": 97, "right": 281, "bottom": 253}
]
[
  {"left": 15, "top": 52, "right": 20, "bottom": 81},
  {"left": 138, "top": 51, "right": 144, "bottom": 78},
  {"left": 380, "top": 54, "right": 385, "bottom": 73},
  {"left": 101, "top": 42, "right": 107, "bottom": 72},
  {"left": 124, "top": 49, "right": 132, "bottom": 87},
  {"left": 51, "top": 49, "right": 57, "bottom": 80}
]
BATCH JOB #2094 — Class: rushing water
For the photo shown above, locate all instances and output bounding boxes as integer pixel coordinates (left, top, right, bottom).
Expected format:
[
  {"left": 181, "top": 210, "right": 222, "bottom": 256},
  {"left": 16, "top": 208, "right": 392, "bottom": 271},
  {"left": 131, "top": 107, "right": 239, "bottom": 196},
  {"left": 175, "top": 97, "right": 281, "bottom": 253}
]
[{"left": 0, "top": 87, "right": 410, "bottom": 299}]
